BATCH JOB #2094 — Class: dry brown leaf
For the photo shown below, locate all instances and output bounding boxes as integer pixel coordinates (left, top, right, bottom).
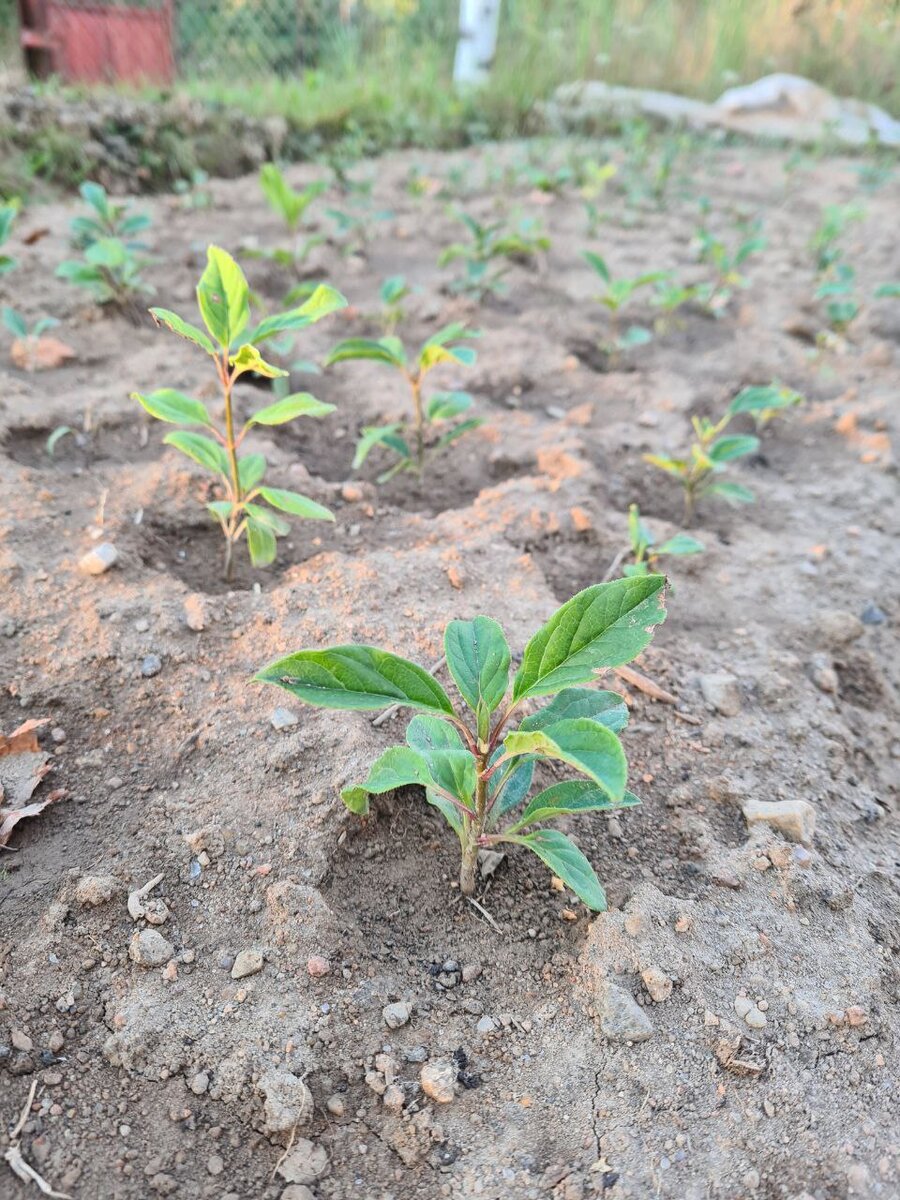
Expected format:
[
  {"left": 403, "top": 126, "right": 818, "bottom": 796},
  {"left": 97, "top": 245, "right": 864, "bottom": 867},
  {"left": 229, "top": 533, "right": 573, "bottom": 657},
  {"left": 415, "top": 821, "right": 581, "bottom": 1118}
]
[
  {"left": 0, "top": 718, "right": 50, "bottom": 758},
  {"left": 0, "top": 789, "right": 67, "bottom": 848},
  {"left": 10, "top": 335, "right": 77, "bottom": 372},
  {"left": 22, "top": 225, "right": 50, "bottom": 245},
  {"left": 614, "top": 664, "right": 678, "bottom": 705},
  {"left": 0, "top": 719, "right": 66, "bottom": 848}
]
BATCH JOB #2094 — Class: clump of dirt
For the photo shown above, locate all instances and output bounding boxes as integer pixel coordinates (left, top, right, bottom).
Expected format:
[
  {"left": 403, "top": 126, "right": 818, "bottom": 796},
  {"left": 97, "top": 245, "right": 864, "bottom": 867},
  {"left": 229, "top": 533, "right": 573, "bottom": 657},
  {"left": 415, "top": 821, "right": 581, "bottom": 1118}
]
[{"left": 0, "top": 140, "right": 898, "bottom": 1200}]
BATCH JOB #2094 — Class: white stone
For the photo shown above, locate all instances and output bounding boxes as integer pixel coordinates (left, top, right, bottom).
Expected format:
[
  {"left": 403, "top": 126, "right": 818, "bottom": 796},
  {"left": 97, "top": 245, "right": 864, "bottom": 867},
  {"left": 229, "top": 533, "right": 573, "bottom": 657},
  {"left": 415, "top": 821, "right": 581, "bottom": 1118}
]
[{"left": 79, "top": 542, "right": 118, "bottom": 575}]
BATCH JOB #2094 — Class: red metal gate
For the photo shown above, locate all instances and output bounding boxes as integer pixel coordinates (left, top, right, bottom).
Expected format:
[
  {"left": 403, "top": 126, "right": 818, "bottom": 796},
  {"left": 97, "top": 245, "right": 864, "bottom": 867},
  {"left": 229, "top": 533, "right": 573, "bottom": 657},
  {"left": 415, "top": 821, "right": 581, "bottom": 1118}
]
[{"left": 18, "top": 0, "right": 175, "bottom": 85}]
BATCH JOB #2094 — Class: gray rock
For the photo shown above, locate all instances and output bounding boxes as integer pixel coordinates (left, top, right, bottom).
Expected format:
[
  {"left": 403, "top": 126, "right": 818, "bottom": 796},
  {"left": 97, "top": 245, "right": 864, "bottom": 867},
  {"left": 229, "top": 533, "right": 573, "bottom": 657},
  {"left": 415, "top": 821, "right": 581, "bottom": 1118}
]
[
  {"left": 141, "top": 654, "right": 163, "bottom": 678},
  {"left": 231, "top": 948, "right": 264, "bottom": 979},
  {"left": 129, "top": 929, "right": 174, "bottom": 967},
  {"left": 383, "top": 1001, "right": 412, "bottom": 1029},
  {"left": 861, "top": 603, "right": 887, "bottom": 626},
  {"left": 78, "top": 542, "right": 118, "bottom": 575},
  {"left": 259, "top": 1070, "right": 313, "bottom": 1135},
  {"left": 74, "top": 874, "right": 118, "bottom": 907},
  {"left": 742, "top": 798, "right": 816, "bottom": 845},
  {"left": 476, "top": 1015, "right": 497, "bottom": 1034},
  {"left": 699, "top": 672, "right": 742, "bottom": 717},
  {"left": 270, "top": 707, "right": 299, "bottom": 730},
  {"left": 276, "top": 1137, "right": 328, "bottom": 1185},
  {"left": 815, "top": 609, "right": 864, "bottom": 648},
  {"left": 597, "top": 983, "right": 654, "bottom": 1042}
]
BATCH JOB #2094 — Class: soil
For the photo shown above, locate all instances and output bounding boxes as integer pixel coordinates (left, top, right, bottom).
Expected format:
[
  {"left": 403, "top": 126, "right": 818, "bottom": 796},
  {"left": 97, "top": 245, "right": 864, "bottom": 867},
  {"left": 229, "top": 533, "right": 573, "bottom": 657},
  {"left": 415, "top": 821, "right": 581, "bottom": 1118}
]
[{"left": 0, "top": 138, "right": 898, "bottom": 1200}]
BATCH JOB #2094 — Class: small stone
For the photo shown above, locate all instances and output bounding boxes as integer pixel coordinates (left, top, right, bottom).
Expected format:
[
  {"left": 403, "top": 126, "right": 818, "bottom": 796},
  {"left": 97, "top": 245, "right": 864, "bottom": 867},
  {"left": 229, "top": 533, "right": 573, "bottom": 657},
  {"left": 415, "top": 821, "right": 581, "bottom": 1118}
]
[
  {"left": 383, "top": 1001, "right": 412, "bottom": 1029},
  {"left": 476, "top": 1015, "right": 497, "bottom": 1034},
  {"left": 48, "top": 1032, "right": 64, "bottom": 1053},
  {"left": 189, "top": 1072, "right": 210, "bottom": 1095},
  {"left": 75, "top": 874, "right": 118, "bottom": 907},
  {"left": 281, "top": 1188, "right": 315, "bottom": 1200},
  {"left": 259, "top": 1071, "right": 313, "bottom": 1135},
  {"left": 306, "top": 955, "right": 330, "bottom": 978},
  {"left": 51, "top": 727, "right": 67, "bottom": 744},
  {"left": 699, "top": 672, "right": 742, "bottom": 717},
  {"left": 183, "top": 594, "right": 207, "bottom": 632},
  {"left": 404, "top": 1046, "right": 428, "bottom": 1063},
  {"left": 861, "top": 603, "right": 887, "bottom": 626},
  {"left": 141, "top": 654, "right": 162, "bottom": 678},
  {"left": 11, "top": 1030, "right": 33, "bottom": 1052},
  {"left": 276, "top": 1138, "right": 328, "bottom": 1185},
  {"left": 270, "top": 706, "right": 299, "bottom": 730},
  {"left": 325, "top": 1094, "right": 345, "bottom": 1117},
  {"left": 846, "top": 1005, "right": 868, "bottom": 1027},
  {"left": 231, "top": 949, "right": 264, "bottom": 979},
  {"left": 815, "top": 610, "right": 864, "bottom": 648},
  {"left": 809, "top": 653, "right": 839, "bottom": 693},
  {"left": 596, "top": 983, "right": 653, "bottom": 1043},
  {"left": 734, "top": 997, "right": 753, "bottom": 1019},
  {"left": 742, "top": 798, "right": 816, "bottom": 845},
  {"left": 206, "top": 1155, "right": 224, "bottom": 1176},
  {"left": 420, "top": 1059, "right": 457, "bottom": 1104},
  {"left": 79, "top": 542, "right": 118, "bottom": 575},
  {"left": 382, "top": 1083, "right": 405, "bottom": 1112},
  {"left": 461, "top": 963, "right": 482, "bottom": 983},
  {"left": 744, "top": 1007, "right": 767, "bottom": 1030},
  {"left": 640, "top": 965, "right": 673, "bottom": 1003},
  {"left": 129, "top": 929, "right": 174, "bottom": 967}
]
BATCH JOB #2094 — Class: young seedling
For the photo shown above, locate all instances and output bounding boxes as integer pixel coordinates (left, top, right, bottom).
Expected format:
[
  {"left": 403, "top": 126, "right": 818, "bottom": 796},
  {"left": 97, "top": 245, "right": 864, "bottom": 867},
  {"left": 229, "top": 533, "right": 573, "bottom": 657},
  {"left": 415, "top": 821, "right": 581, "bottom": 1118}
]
[
  {"left": 325, "top": 323, "right": 479, "bottom": 481},
  {"left": 0, "top": 202, "right": 18, "bottom": 275},
  {"left": 809, "top": 204, "right": 864, "bottom": 273},
  {"left": 875, "top": 282, "right": 900, "bottom": 299},
  {"left": 694, "top": 212, "right": 765, "bottom": 315},
  {"left": 727, "top": 382, "right": 804, "bottom": 430},
  {"left": 379, "top": 275, "right": 412, "bottom": 335},
  {"left": 256, "top": 575, "right": 668, "bottom": 909},
  {"left": 815, "top": 262, "right": 860, "bottom": 332},
  {"left": 259, "top": 163, "right": 326, "bottom": 234},
  {"left": 624, "top": 504, "right": 703, "bottom": 576},
  {"left": 2, "top": 307, "right": 60, "bottom": 370},
  {"left": 174, "top": 169, "right": 213, "bottom": 210},
  {"left": 439, "top": 211, "right": 549, "bottom": 299},
  {"left": 69, "top": 181, "right": 151, "bottom": 250},
  {"left": 651, "top": 279, "right": 700, "bottom": 331},
  {"left": 583, "top": 251, "right": 667, "bottom": 353},
  {"left": 326, "top": 205, "right": 393, "bottom": 258},
  {"left": 644, "top": 410, "right": 759, "bottom": 521},
  {"left": 133, "top": 245, "right": 347, "bottom": 578},
  {"left": 56, "top": 237, "right": 152, "bottom": 311}
]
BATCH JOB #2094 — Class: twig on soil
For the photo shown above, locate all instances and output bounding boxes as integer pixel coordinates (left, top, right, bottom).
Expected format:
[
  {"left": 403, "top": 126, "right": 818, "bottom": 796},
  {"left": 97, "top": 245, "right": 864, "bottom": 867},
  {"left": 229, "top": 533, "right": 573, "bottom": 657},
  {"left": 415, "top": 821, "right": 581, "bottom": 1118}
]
[
  {"left": 175, "top": 727, "right": 203, "bottom": 759},
  {"left": 613, "top": 664, "right": 677, "bottom": 705},
  {"left": 127, "top": 871, "right": 165, "bottom": 921},
  {"left": 601, "top": 547, "right": 628, "bottom": 582},
  {"left": 372, "top": 656, "right": 446, "bottom": 727},
  {"left": 4, "top": 1080, "right": 73, "bottom": 1200},
  {"left": 466, "top": 895, "right": 503, "bottom": 932},
  {"left": 673, "top": 709, "right": 702, "bottom": 726}
]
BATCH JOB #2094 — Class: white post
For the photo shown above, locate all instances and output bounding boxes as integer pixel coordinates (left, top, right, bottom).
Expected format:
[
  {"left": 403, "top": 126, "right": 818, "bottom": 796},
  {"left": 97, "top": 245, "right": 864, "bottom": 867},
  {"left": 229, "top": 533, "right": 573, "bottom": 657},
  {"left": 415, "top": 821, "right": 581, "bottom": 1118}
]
[{"left": 453, "top": 0, "right": 501, "bottom": 87}]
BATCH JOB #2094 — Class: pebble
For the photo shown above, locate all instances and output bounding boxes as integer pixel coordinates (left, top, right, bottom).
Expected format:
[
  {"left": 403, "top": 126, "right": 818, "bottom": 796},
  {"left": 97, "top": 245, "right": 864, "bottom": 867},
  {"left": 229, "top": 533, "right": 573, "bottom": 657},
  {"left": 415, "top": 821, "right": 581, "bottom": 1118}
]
[
  {"left": 270, "top": 706, "right": 299, "bottom": 730},
  {"left": 326, "top": 1094, "right": 345, "bottom": 1117},
  {"left": 382, "top": 1001, "right": 412, "bottom": 1029},
  {"left": 809, "top": 653, "right": 839, "bottom": 694},
  {"left": 861, "top": 603, "right": 887, "bottom": 626},
  {"left": 815, "top": 609, "right": 864, "bottom": 648},
  {"left": 11, "top": 1030, "right": 33, "bottom": 1052},
  {"left": 74, "top": 874, "right": 118, "bottom": 907},
  {"left": 183, "top": 593, "right": 207, "bottom": 632},
  {"left": 382, "top": 1083, "right": 405, "bottom": 1112},
  {"left": 129, "top": 929, "right": 174, "bottom": 967},
  {"left": 276, "top": 1138, "right": 328, "bottom": 1185},
  {"left": 78, "top": 542, "right": 118, "bottom": 575},
  {"left": 231, "top": 949, "right": 264, "bottom": 979},
  {"left": 281, "top": 1188, "right": 315, "bottom": 1200},
  {"left": 259, "top": 1071, "right": 313, "bottom": 1135},
  {"left": 207, "top": 1155, "right": 224, "bottom": 1176},
  {"left": 141, "top": 654, "right": 163, "bottom": 678},
  {"left": 596, "top": 983, "right": 653, "bottom": 1042},
  {"left": 404, "top": 1046, "right": 428, "bottom": 1063},
  {"left": 461, "top": 963, "right": 482, "bottom": 983},
  {"left": 420, "top": 1059, "right": 457, "bottom": 1104},
  {"left": 476, "top": 1015, "right": 498, "bottom": 1034},
  {"left": 745, "top": 1007, "right": 768, "bottom": 1030},
  {"left": 189, "top": 1071, "right": 210, "bottom": 1095},
  {"left": 306, "top": 955, "right": 330, "bottom": 977},
  {"left": 699, "top": 672, "right": 742, "bottom": 717},
  {"left": 640, "top": 965, "right": 673, "bottom": 1002},
  {"left": 742, "top": 798, "right": 816, "bottom": 845}
]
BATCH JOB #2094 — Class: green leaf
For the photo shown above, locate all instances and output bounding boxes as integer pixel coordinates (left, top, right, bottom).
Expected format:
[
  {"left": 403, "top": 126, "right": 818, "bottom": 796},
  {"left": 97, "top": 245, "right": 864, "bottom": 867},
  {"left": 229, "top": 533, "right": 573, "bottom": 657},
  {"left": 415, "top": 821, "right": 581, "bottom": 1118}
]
[
  {"left": 79, "top": 180, "right": 109, "bottom": 216},
  {"left": 197, "top": 245, "right": 249, "bottom": 348},
  {"left": 506, "top": 780, "right": 640, "bottom": 832},
  {"left": 703, "top": 480, "right": 755, "bottom": 505},
  {"left": 406, "top": 716, "right": 476, "bottom": 808},
  {"left": 512, "top": 576, "right": 667, "bottom": 701},
  {"left": 246, "top": 517, "right": 278, "bottom": 565},
  {"left": 518, "top": 687, "right": 628, "bottom": 734},
  {"left": 149, "top": 307, "right": 216, "bottom": 356},
  {"left": 353, "top": 423, "right": 405, "bottom": 469},
  {"left": 443, "top": 616, "right": 510, "bottom": 716},
  {"left": 644, "top": 454, "right": 687, "bottom": 478},
  {"left": 419, "top": 341, "right": 476, "bottom": 372},
  {"left": 426, "top": 391, "right": 473, "bottom": 421},
  {"left": 505, "top": 829, "right": 607, "bottom": 911},
  {"left": 229, "top": 344, "right": 287, "bottom": 379},
  {"left": 244, "top": 503, "right": 290, "bottom": 536},
  {"left": 875, "top": 282, "right": 900, "bottom": 298},
  {"left": 341, "top": 786, "right": 371, "bottom": 816},
  {"left": 583, "top": 250, "right": 611, "bottom": 282},
  {"left": 340, "top": 746, "right": 436, "bottom": 811},
  {"left": 164, "top": 431, "right": 229, "bottom": 475},
  {"left": 426, "top": 789, "right": 464, "bottom": 840},
  {"left": 433, "top": 417, "right": 482, "bottom": 452},
  {"left": 258, "top": 486, "right": 333, "bottom": 521},
  {"left": 244, "top": 284, "right": 348, "bottom": 344},
  {"left": 655, "top": 533, "right": 704, "bottom": 557},
  {"left": 325, "top": 337, "right": 406, "bottom": 369},
  {"left": 708, "top": 435, "right": 759, "bottom": 463},
  {"left": 238, "top": 453, "right": 266, "bottom": 491},
  {"left": 46, "top": 426, "right": 74, "bottom": 456},
  {"left": 503, "top": 718, "right": 626, "bottom": 800},
  {"left": 133, "top": 388, "right": 213, "bottom": 428},
  {"left": 255, "top": 646, "right": 455, "bottom": 714},
  {"left": 207, "top": 500, "right": 231, "bottom": 525},
  {"left": 1, "top": 306, "right": 28, "bottom": 338},
  {"left": 249, "top": 393, "right": 335, "bottom": 425},
  {"left": 488, "top": 757, "right": 535, "bottom": 824}
]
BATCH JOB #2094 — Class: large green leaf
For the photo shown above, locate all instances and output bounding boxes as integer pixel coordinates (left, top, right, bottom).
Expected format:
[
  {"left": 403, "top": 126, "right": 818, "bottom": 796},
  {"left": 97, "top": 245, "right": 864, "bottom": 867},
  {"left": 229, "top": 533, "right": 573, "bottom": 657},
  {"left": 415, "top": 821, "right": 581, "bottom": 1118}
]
[
  {"left": 656, "top": 533, "right": 704, "bottom": 557},
  {"left": 518, "top": 687, "right": 628, "bottom": 735},
  {"left": 708, "top": 435, "right": 758, "bottom": 464},
  {"left": 246, "top": 517, "right": 277, "bottom": 567},
  {"left": 244, "top": 502, "right": 291, "bottom": 536},
  {"left": 244, "top": 284, "right": 347, "bottom": 345},
  {"left": 426, "top": 789, "right": 465, "bottom": 840},
  {"left": 134, "top": 388, "right": 213, "bottom": 428},
  {"left": 353, "top": 423, "right": 406, "bottom": 469},
  {"left": 444, "top": 616, "right": 510, "bottom": 716},
  {"left": 704, "top": 480, "right": 754, "bottom": 505},
  {"left": 249, "top": 394, "right": 335, "bottom": 425},
  {"left": 255, "top": 645, "right": 454, "bottom": 714},
  {"left": 505, "top": 781, "right": 640, "bottom": 833},
  {"left": 164, "top": 431, "right": 229, "bottom": 476},
  {"left": 340, "top": 746, "right": 437, "bottom": 815},
  {"left": 487, "top": 757, "right": 535, "bottom": 825},
  {"left": 238, "top": 453, "right": 267, "bottom": 491},
  {"left": 503, "top": 718, "right": 626, "bottom": 800},
  {"left": 426, "top": 391, "right": 473, "bottom": 421},
  {"left": 504, "top": 829, "right": 606, "bottom": 911},
  {"left": 149, "top": 307, "right": 217, "bottom": 356},
  {"left": 512, "top": 576, "right": 667, "bottom": 701},
  {"left": 197, "top": 245, "right": 249, "bottom": 348},
  {"left": 325, "top": 337, "right": 406, "bottom": 369},
  {"left": 406, "top": 715, "right": 476, "bottom": 807},
  {"left": 258, "top": 486, "right": 333, "bottom": 521}
]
